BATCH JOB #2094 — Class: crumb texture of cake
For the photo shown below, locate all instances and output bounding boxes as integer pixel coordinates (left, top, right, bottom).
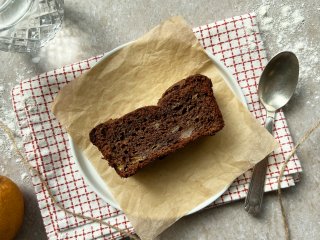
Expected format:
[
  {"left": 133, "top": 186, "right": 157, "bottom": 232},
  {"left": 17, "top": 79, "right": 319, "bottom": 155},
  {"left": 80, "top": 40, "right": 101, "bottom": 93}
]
[{"left": 89, "top": 74, "right": 224, "bottom": 177}]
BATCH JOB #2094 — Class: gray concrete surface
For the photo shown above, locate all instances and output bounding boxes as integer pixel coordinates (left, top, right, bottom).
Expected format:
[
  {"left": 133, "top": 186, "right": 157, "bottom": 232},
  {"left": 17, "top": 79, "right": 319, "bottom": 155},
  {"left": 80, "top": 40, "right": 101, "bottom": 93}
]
[{"left": 0, "top": 0, "right": 319, "bottom": 239}]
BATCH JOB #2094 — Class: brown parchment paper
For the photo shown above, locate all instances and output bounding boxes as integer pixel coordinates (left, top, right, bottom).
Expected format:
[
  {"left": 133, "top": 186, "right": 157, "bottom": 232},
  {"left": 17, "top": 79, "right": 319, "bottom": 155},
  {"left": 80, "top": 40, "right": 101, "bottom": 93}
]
[{"left": 52, "top": 17, "right": 278, "bottom": 240}]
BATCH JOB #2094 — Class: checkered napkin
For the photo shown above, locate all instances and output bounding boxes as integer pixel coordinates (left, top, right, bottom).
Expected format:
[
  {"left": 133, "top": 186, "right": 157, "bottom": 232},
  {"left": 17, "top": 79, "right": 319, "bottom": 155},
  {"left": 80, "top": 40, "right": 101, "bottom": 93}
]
[{"left": 11, "top": 13, "right": 302, "bottom": 239}]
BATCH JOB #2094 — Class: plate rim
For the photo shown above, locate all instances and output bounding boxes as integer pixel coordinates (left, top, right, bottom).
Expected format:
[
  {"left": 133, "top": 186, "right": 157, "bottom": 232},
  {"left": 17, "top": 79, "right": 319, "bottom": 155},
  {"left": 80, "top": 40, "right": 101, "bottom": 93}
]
[{"left": 69, "top": 42, "right": 247, "bottom": 214}]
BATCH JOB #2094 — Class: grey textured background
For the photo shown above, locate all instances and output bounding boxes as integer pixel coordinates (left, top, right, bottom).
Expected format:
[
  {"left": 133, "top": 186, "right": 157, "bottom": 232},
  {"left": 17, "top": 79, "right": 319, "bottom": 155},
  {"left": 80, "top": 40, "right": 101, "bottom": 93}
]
[{"left": 0, "top": 0, "right": 319, "bottom": 239}]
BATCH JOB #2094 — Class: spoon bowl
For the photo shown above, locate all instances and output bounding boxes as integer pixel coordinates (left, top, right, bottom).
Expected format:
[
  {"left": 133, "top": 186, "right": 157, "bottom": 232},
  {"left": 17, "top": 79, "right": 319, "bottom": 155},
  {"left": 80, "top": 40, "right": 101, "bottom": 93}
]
[{"left": 259, "top": 51, "right": 299, "bottom": 112}]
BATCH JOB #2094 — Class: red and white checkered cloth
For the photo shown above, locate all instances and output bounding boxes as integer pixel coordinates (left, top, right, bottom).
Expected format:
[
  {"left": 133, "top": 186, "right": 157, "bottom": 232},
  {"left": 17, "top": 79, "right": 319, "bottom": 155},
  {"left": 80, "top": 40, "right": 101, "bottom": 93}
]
[{"left": 11, "top": 13, "right": 302, "bottom": 239}]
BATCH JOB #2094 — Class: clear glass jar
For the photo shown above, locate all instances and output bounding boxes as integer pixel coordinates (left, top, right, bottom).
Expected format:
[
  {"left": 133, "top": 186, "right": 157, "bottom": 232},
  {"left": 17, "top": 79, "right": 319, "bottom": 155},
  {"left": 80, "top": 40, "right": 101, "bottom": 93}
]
[{"left": 0, "top": 0, "right": 64, "bottom": 52}]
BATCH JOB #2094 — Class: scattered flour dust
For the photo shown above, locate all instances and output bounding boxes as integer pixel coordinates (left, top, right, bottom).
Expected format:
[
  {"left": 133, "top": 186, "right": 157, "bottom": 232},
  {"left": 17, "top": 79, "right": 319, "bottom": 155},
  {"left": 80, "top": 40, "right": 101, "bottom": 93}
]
[
  {"left": 255, "top": 2, "right": 320, "bottom": 98},
  {"left": 21, "top": 172, "right": 29, "bottom": 181},
  {"left": 1, "top": 73, "right": 35, "bottom": 178},
  {"left": 31, "top": 56, "right": 41, "bottom": 64},
  {"left": 258, "top": 4, "right": 269, "bottom": 17},
  {"left": 0, "top": 73, "right": 27, "bottom": 178},
  {"left": 257, "top": 4, "right": 305, "bottom": 32}
]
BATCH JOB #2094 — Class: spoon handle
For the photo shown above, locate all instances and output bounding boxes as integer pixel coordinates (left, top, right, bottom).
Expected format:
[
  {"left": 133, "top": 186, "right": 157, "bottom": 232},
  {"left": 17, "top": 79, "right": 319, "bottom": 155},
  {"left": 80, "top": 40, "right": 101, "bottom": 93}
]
[{"left": 244, "top": 113, "right": 275, "bottom": 215}]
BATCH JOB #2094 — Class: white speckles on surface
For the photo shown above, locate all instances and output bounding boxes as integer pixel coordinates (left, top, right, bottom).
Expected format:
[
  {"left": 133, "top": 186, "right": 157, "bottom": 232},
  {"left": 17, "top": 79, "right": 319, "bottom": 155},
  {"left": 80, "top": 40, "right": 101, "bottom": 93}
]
[
  {"left": 257, "top": 1, "right": 320, "bottom": 117},
  {"left": 0, "top": 166, "right": 7, "bottom": 175},
  {"left": 294, "top": 41, "right": 305, "bottom": 51},
  {"left": 281, "top": 5, "right": 292, "bottom": 17},
  {"left": 258, "top": 4, "right": 305, "bottom": 33},
  {"left": 31, "top": 56, "right": 41, "bottom": 64},
  {"left": 21, "top": 172, "right": 29, "bottom": 181},
  {"left": 258, "top": 4, "right": 269, "bottom": 17},
  {"left": 260, "top": 17, "right": 273, "bottom": 31},
  {"left": 278, "top": 8, "right": 305, "bottom": 31},
  {"left": 247, "top": 35, "right": 257, "bottom": 51},
  {"left": 291, "top": 9, "right": 305, "bottom": 26},
  {"left": 243, "top": 18, "right": 259, "bottom": 52}
]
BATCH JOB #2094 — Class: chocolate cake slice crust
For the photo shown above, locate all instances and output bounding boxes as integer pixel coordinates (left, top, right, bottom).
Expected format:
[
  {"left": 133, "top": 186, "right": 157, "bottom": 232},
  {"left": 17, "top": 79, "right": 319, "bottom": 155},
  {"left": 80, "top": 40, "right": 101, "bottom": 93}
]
[{"left": 89, "top": 74, "right": 224, "bottom": 178}]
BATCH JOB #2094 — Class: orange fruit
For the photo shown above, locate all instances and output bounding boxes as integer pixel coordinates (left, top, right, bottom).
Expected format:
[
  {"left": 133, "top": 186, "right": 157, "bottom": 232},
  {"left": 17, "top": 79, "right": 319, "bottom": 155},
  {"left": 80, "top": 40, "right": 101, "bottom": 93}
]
[{"left": 0, "top": 175, "right": 24, "bottom": 240}]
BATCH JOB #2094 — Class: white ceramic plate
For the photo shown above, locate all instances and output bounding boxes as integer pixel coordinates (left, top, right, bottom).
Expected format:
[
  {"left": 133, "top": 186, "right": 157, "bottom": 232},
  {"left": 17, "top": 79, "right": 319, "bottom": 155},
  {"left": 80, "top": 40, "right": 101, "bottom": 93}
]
[{"left": 69, "top": 43, "right": 247, "bottom": 215}]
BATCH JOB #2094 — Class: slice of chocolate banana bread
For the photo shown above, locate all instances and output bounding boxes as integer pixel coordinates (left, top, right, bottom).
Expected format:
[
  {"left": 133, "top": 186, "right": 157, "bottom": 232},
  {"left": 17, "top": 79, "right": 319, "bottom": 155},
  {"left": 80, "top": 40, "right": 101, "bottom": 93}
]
[{"left": 89, "top": 74, "right": 224, "bottom": 178}]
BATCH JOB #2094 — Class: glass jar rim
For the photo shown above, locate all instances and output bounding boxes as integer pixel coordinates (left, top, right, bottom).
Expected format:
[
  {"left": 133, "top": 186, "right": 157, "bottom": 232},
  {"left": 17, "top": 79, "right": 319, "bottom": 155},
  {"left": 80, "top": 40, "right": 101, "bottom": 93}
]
[{"left": 0, "top": 0, "right": 35, "bottom": 31}]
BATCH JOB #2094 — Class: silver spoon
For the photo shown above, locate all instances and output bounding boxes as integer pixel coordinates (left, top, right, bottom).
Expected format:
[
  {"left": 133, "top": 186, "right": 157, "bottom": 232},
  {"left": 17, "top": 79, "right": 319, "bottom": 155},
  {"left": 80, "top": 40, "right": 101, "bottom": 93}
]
[{"left": 244, "top": 51, "right": 299, "bottom": 215}]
